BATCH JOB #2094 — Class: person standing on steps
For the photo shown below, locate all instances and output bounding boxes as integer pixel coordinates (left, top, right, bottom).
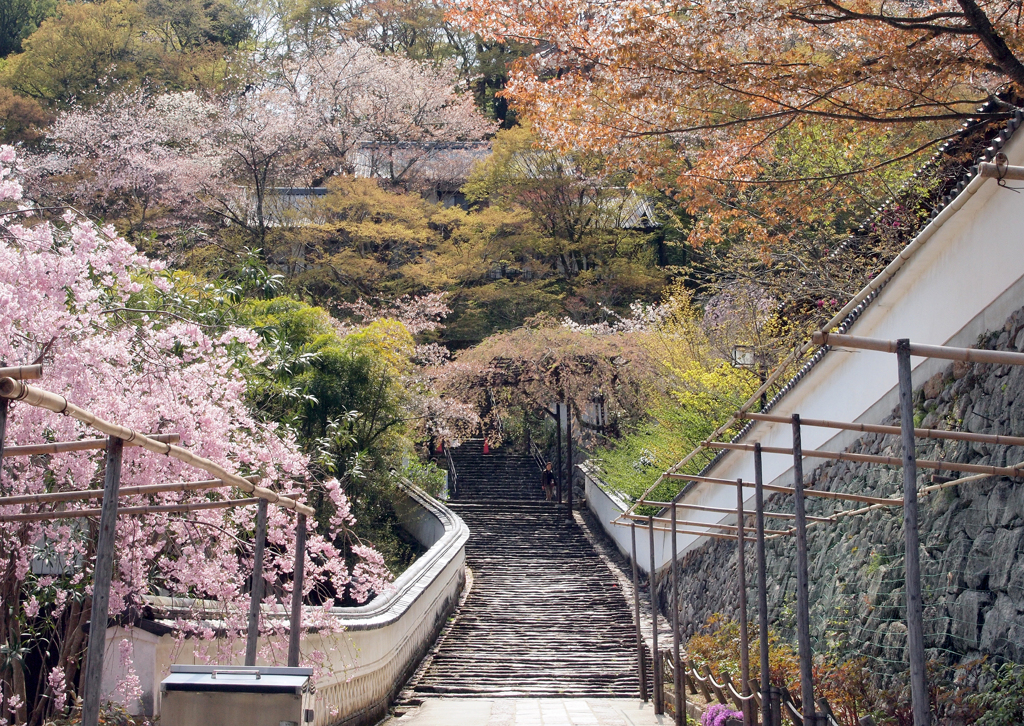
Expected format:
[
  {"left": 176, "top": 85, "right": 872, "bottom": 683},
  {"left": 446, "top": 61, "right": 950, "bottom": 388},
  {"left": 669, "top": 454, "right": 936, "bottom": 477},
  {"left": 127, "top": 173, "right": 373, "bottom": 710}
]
[{"left": 541, "top": 461, "right": 556, "bottom": 501}]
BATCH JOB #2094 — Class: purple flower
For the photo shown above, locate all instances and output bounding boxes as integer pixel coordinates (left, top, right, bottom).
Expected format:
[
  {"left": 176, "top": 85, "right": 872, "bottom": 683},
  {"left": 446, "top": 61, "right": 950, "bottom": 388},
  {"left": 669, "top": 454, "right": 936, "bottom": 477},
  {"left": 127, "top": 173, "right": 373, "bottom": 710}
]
[{"left": 701, "top": 702, "right": 743, "bottom": 726}]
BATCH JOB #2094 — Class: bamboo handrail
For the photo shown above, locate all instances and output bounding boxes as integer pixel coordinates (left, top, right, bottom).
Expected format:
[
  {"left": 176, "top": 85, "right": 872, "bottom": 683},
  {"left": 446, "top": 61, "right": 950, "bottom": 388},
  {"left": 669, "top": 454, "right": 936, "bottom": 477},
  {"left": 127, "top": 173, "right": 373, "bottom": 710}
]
[
  {"left": 0, "top": 476, "right": 260, "bottom": 507},
  {"left": 613, "top": 520, "right": 759, "bottom": 540},
  {"left": 664, "top": 471, "right": 903, "bottom": 506},
  {"left": 644, "top": 500, "right": 834, "bottom": 523},
  {"left": 0, "top": 497, "right": 260, "bottom": 523},
  {"left": 724, "top": 675, "right": 758, "bottom": 703},
  {"left": 740, "top": 411, "right": 1024, "bottom": 448},
  {"left": 621, "top": 510, "right": 794, "bottom": 536},
  {"left": 0, "top": 378, "right": 315, "bottom": 517},
  {"left": 812, "top": 331, "right": 1024, "bottom": 367},
  {"left": 3, "top": 433, "right": 180, "bottom": 457},
  {"left": 0, "top": 365, "right": 43, "bottom": 380},
  {"left": 706, "top": 440, "right": 1024, "bottom": 478}
]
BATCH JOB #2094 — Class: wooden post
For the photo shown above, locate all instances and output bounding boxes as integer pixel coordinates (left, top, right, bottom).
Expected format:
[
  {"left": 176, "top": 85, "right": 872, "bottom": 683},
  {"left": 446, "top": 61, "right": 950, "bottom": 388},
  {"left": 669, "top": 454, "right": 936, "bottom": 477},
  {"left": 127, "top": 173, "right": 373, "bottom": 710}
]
[
  {"left": 897, "top": 340, "right": 930, "bottom": 726},
  {"left": 755, "top": 444, "right": 772, "bottom": 726},
  {"left": 736, "top": 479, "right": 751, "bottom": 726},
  {"left": 671, "top": 501, "right": 684, "bottom": 725},
  {"left": 245, "top": 498, "right": 269, "bottom": 666},
  {"left": 287, "top": 513, "right": 307, "bottom": 668},
  {"left": 566, "top": 402, "right": 574, "bottom": 516},
  {"left": 631, "top": 521, "right": 648, "bottom": 701},
  {"left": 792, "top": 415, "right": 815, "bottom": 723},
  {"left": 81, "top": 437, "right": 123, "bottom": 726},
  {"left": 649, "top": 516, "right": 662, "bottom": 714},
  {"left": 555, "top": 403, "right": 563, "bottom": 504},
  {"left": 0, "top": 398, "right": 8, "bottom": 494}
]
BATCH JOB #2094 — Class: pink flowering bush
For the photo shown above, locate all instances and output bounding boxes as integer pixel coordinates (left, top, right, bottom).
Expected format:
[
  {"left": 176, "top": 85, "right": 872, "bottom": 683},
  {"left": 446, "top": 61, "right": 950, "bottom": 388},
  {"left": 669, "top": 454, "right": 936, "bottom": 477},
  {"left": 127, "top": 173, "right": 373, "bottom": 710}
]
[{"left": 0, "top": 147, "right": 391, "bottom": 724}]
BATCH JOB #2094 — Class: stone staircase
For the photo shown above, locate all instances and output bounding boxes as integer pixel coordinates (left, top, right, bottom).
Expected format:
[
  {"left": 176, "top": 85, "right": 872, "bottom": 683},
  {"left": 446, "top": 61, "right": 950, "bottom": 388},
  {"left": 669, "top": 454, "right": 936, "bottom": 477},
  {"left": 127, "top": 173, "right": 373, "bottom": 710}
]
[
  {"left": 449, "top": 439, "right": 544, "bottom": 501},
  {"left": 405, "top": 442, "right": 641, "bottom": 698}
]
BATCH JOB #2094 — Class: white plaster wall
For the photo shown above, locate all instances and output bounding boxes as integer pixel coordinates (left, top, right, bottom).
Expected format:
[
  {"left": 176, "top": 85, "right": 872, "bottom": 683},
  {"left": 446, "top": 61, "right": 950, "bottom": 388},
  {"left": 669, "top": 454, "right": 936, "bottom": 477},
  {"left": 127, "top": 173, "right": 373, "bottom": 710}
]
[
  {"left": 587, "top": 127, "right": 1024, "bottom": 572},
  {"left": 103, "top": 483, "right": 468, "bottom": 726}
]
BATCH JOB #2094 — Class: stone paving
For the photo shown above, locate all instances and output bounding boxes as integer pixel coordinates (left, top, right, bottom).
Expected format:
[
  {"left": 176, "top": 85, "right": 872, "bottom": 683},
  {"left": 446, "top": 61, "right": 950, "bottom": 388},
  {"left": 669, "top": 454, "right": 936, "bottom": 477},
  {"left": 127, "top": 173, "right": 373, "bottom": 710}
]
[{"left": 384, "top": 698, "right": 667, "bottom": 726}]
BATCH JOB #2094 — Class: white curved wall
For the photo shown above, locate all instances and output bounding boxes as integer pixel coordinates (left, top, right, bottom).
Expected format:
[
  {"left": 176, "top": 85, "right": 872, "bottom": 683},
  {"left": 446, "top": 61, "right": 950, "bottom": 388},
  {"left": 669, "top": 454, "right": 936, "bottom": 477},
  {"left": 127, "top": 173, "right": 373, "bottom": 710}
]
[{"left": 103, "top": 483, "right": 469, "bottom": 726}]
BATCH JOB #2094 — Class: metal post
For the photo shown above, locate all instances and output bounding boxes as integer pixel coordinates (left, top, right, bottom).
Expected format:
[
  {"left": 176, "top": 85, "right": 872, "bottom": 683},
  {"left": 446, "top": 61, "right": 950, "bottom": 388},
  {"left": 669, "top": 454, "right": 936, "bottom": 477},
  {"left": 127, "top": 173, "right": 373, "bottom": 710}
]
[
  {"left": 245, "top": 498, "right": 269, "bottom": 666},
  {"left": 566, "top": 402, "right": 574, "bottom": 516},
  {"left": 555, "top": 403, "right": 563, "bottom": 504},
  {"left": 671, "top": 502, "right": 683, "bottom": 725},
  {"left": 792, "top": 415, "right": 814, "bottom": 723},
  {"left": 82, "top": 437, "right": 123, "bottom": 726},
  {"left": 649, "top": 516, "right": 662, "bottom": 714},
  {"left": 631, "top": 521, "right": 648, "bottom": 701},
  {"left": 737, "top": 479, "right": 751, "bottom": 726},
  {"left": 897, "top": 340, "right": 930, "bottom": 726},
  {"left": 755, "top": 444, "right": 772, "bottom": 726},
  {"left": 287, "top": 513, "right": 307, "bottom": 668}
]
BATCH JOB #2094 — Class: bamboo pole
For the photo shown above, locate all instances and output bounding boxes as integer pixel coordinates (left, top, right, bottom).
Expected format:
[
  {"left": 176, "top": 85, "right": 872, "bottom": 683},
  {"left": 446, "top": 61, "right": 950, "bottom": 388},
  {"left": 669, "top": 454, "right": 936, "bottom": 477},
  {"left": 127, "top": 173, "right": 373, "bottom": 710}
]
[
  {"left": 978, "top": 159, "right": 1024, "bottom": 181},
  {"left": 754, "top": 444, "right": 772, "bottom": 726},
  {"left": 897, "top": 341, "right": 929, "bottom": 726},
  {"left": 663, "top": 471, "right": 903, "bottom": 506},
  {"left": 245, "top": 499, "right": 269, "bottom": 666},
  {"left": 706, "top": 440, "right": 1024, "bottom": 479},
  {"left": 0, "top": 475, "right": 260, "bottom": 508},
  {"left": 813, "top": 331, "right": 1024, "bottom": 367},
  {"left": 287, "top": 513, "right": 307, "bottom": 667},
  {"left": 644, "top": 500, "right": 834, "bottom": 524},
  {"left": 0, "top": 498, "right": 260, "bottom": 523},
  {"left": 0, "top": 398, "right": 7, "bottom": 494},
  {"left": 736, "top": 480, "right": 751, "bottom": 726},
  {"left": 631, "top": 521, "right": 648, "bottom": 702},
  {"left": 566, "top": 401, "right": 574, "bottom": 517},
  {"left": 0, "top": 378, "right": 314, "bottom": 516},
  {"left": 618, "top": 522, "right": 762, "bottom": 541},
  {"left": 555, "top": 403, "right": 563, "bottom": 505},
  {"left": 649, "top": 516, "right": 663, "bottom": 715},
  {"left": 82, "top": 437, "right": 122, "bottom": 726},
  {"left": 621, "top": 511, "right": 793, "bottom": 536},
  {"left": 792, "top": 416, "right": 815, "bottom": 724},
  {"left": 740, "top": 411, "right": 1024, "bottom": 448},
  {"left": 2, "top": 433, "right": 180, "bottom": 457},
  {"left": 671, "top": 502, "right": 683, "bottom": 726},
  {"left": 0, "top": 365, "right": 43, "bottom": 380}
]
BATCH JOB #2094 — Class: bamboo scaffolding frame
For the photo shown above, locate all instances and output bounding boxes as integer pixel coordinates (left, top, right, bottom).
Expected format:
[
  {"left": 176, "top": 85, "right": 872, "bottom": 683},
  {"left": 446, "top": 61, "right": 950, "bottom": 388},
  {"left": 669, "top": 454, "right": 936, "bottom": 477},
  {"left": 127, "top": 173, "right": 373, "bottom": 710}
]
[
  {"left": 664, "top": 471, "right": 903, "bottom": 506},
  {"left": 643, "top": 500, "right": 834, "bottom": 523},
  {"left": 706, "top": 440, "right": 1024, "bottom": 478},
  {"left": 3, "top": 433, "right": 180, "bottom": 457},
  {"left": 0, "top": 378, "right": 314, "bottom": 516},
  {"left": 620, "top": 511, "right": 793, "bottom": 536},
  {"left": 739, "top": 412, "right": 1024, "bottom": 448},
  {"left": 0, "top": 365, "right": 43, "bottom": 380},
  {"left": 0, "top": 497, "right": 260, "bottom": 523},
  {"left": 812, "top": 331, "right": 1024, "bottom": 367},
  {"left": 0, "top": 475, "right": 261, "bottom": 507}
]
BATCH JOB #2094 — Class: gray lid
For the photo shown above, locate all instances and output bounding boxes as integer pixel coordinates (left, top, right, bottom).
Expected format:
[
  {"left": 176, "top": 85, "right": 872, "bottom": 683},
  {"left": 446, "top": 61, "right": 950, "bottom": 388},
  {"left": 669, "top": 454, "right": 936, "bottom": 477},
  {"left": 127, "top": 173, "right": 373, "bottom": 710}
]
[{"left": 162, "top": 665, "right": 312, "bottom": 694}]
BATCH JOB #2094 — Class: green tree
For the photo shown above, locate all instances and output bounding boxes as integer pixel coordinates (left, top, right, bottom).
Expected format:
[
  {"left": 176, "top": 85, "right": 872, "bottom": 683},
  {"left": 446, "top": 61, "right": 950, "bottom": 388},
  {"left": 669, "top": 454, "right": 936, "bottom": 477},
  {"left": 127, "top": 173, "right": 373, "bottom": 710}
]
[{"left": 0, "top": 0, "right": 55, "bottom": 58}]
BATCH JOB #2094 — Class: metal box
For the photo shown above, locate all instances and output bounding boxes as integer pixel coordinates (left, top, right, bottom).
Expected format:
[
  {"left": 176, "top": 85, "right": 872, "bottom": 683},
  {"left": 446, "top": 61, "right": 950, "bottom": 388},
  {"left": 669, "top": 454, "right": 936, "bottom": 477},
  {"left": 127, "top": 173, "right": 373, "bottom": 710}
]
[{"left": 160, "top": 665, "right": 315, "bottom": 726}]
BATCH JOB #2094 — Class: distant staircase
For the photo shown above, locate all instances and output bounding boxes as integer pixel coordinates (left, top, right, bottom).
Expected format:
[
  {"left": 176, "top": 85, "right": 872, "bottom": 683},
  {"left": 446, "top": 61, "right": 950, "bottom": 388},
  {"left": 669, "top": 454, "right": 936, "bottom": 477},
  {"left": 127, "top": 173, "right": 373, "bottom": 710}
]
[
  {"left": 406, "top": 440, "right": 641, "bottom": 698},
  {"left": 448, "top": 439, "right": 543, "bottom": 501}
]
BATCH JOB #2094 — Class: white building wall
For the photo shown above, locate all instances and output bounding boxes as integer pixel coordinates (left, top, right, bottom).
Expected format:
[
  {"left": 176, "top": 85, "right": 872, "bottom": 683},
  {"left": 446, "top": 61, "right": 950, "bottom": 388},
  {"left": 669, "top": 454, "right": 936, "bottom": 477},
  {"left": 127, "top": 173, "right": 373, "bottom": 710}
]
[{"left": 587, "top": 127, "right": 1024, "bottom": 571}]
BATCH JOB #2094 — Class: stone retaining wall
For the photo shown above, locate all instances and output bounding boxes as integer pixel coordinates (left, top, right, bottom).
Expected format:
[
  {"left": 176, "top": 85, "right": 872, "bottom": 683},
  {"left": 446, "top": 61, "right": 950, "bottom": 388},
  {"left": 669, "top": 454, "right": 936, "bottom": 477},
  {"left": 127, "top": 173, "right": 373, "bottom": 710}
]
[{"left": 658, "top": 305, "right": 1024, "bottom": 676}]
